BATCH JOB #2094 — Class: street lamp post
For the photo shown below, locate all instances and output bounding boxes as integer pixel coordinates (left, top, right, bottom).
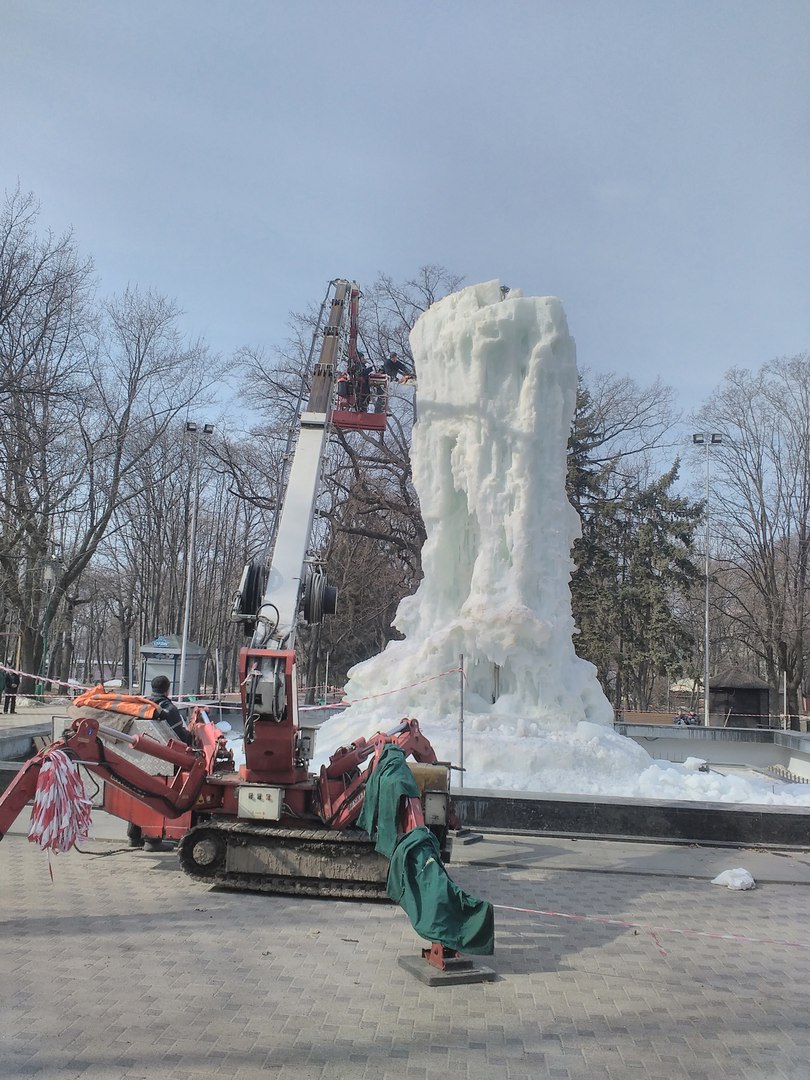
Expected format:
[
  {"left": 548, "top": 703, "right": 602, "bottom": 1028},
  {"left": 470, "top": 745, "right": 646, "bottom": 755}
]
[
  {"left": 692, "top": 433, "right": 722, "bottom": 727},
  {"left": 37, "top": 555, "right": 60, "bottom": 700},
  {"left": 178, "top": 421, "right": 214, "bottom": 702}
]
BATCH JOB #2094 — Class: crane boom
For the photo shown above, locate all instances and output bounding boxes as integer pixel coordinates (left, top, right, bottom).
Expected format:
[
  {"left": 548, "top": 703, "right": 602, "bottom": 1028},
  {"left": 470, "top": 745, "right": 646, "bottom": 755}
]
[
  {"left": 249, "top": 278, "right": 354, "bottom": 651},
  {"left": 226, "top": 278, "right": 370, "bottom": 774}
]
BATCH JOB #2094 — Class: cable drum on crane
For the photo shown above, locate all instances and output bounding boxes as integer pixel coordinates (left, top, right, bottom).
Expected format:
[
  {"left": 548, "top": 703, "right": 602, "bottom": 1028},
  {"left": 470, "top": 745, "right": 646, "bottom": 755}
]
[
  {"left": 302, "top": 569, "right": 338, "bottom": 624},
  {"left": 232, "top": 560, "right": 269, "bottom": 633}
]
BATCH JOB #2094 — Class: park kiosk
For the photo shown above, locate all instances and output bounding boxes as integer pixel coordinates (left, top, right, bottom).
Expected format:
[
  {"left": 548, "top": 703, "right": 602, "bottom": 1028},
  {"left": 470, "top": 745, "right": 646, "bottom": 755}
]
[{"left": 139, "top": 635, "right": 208, "bottom": 701}]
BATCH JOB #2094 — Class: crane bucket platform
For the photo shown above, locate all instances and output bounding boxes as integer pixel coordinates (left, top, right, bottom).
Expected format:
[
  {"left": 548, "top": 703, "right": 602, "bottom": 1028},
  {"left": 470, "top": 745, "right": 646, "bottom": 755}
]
[
  {"left": 332, "top": 369, "right": 389, "bottom": 431},
  {"left": 331, "top": 408, "right": 387, "bottom": 432}
]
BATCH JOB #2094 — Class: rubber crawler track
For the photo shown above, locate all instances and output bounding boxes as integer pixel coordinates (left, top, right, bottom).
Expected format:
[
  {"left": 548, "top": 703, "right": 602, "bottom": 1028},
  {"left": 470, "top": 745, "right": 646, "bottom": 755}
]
[{"left": 177, "top": 820, "right": 390, "bottom": 900}]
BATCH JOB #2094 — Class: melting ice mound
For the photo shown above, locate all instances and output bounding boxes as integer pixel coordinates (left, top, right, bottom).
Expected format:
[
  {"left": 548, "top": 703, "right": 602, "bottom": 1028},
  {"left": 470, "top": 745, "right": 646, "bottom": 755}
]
[{"left": 315, "top": 281, "right": 810, "bottom": 807}]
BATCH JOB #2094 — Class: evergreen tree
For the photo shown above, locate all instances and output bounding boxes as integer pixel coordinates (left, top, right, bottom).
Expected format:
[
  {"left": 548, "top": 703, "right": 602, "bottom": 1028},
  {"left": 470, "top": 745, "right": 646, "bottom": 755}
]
[
  {"left": 618, "top": 465, "right": 702, "bottom": 709},
  {"left": 568, "top": 381, "right": 621, "bottom": 688},
  {"left": 567, "top": 379, "right": 606, "bottom": 517},
  {"left": 569, "top": 380, "right": 702, "bottom": 710}
]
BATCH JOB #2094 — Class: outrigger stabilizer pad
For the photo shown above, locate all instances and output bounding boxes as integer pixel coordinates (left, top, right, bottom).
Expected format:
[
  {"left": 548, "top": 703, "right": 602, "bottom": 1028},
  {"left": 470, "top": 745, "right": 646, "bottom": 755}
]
[{"left": 398, "top": 943, "right": 497, "bottom": 986}]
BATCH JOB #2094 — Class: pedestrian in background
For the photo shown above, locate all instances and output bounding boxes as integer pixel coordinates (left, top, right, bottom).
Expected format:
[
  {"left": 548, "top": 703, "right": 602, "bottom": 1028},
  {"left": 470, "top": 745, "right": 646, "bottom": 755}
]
[{"left": 3, "top": 670, "right": 20, "bottom": 713}]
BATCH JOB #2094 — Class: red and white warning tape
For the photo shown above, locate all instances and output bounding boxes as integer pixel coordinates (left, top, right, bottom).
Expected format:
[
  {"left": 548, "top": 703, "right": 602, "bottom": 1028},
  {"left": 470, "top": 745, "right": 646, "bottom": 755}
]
[
  {"left": 28, "top": 749, "right": 92, "bottom": 857},
  {"left": 340, "top": 665, "right": 462, "bottom": 706},
  {"left": 0, "top": 662, "right": 92, "bottom": 695},
  {"left": 1, "top": 661, "right": 467, "bottom": 710},
  {"left": 494, "top": 902, "right": 810, "bottom": 956}
]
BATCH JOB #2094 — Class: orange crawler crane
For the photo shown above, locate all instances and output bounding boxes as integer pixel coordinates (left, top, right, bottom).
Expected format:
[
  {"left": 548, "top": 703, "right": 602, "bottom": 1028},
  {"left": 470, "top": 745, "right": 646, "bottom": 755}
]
[{"left": 0, "top": 279, "right": 493, "bottom": 976}]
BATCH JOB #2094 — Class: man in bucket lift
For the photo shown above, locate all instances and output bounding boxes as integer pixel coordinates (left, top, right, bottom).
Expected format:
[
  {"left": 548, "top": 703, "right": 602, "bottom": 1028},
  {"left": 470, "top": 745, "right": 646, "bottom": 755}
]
[
  {"left": 383, "top": 352, "right": 414, "bottom": 384},
  {"left": 336, "top": 370, "right": 354, "bottom": 410},
  {"left": 355, "top": 353, "right": 371, "bottom": 411}
]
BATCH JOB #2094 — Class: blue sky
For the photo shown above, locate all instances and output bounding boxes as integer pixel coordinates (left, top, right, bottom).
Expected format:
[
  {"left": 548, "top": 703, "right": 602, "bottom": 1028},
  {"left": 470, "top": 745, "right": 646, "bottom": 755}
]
[{"left": 3, "top": 1, "right": 808, "bottom": 415}]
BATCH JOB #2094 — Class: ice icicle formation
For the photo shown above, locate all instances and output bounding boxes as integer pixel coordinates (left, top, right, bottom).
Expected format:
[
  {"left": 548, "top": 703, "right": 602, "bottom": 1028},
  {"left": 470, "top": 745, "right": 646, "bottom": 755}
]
[
  {"left": 332, "top": 280, "right": 611, "bottom": 729},
  {"left": 315, "top": 281, "right": 810, "bottom": 806}
]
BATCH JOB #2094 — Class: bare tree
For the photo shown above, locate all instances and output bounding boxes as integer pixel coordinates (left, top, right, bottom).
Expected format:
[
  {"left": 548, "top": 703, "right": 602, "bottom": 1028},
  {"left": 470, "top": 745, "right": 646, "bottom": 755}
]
[
  {"left": 359, "top": 266, "right": 464, "bottom": 367},
  {"left": 77, "top": 425, "right": 257, "bottom": 691},
  {"left": 574, "top": 370, "right": 681, "bottom": 488},
  {"left": 0, "top": 197, "right": 222, "bottom": 690},
  {"left": 0, "top": 188, "right": 94, "bottom": 682},
  {"left": 699, "top": 355, "right": 810, "bottom": 720}
]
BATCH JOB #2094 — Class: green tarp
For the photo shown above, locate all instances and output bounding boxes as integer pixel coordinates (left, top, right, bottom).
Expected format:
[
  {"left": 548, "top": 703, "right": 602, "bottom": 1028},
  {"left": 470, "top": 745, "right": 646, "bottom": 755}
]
[
  {"left": 357, "top": 741, "right": 421, "bottom": 858},
  {"left": 357, "top": 744, "right": 494, "bottom": 955}
]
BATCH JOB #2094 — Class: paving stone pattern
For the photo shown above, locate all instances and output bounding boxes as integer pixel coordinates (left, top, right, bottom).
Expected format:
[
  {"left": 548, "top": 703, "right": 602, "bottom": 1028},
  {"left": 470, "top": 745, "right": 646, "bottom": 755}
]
[{"left": 2, "top": 834, "right": 810, "bottom": 1079}]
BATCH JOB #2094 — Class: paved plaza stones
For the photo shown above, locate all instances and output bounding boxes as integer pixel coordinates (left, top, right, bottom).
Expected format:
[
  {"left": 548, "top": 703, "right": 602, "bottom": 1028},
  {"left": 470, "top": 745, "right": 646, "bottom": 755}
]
[{"left": 3, "top": 823, "right": 810, "bottom": 1079}]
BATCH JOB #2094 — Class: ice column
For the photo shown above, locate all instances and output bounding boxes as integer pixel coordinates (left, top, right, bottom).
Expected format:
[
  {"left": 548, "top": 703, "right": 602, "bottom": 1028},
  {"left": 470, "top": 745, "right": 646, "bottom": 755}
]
[{"left": 331, "top": 280, "right": 613, "bottom": 734}]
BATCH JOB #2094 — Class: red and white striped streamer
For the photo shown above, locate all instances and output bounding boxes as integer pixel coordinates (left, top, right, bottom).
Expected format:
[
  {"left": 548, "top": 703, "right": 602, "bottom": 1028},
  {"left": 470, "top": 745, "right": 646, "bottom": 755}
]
[
  {"left": 0, "top": 662, "right": 93, "bottom": 695},
  {"left": 28, "top": 750, "right": 92, "bottom": 854},
  {"left": 494, "top": 902, "right": 810, "bottom": 955},
  {"left": 340, "top": 665, "right": 463, "bottom": 706}
]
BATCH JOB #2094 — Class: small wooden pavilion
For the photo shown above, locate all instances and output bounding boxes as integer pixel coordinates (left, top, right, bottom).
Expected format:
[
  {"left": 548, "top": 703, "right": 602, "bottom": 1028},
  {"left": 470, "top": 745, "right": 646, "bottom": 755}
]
[{"left": 709, "top": 666, "right": 771, "bottom": 728}]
